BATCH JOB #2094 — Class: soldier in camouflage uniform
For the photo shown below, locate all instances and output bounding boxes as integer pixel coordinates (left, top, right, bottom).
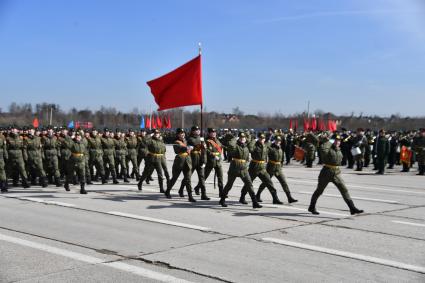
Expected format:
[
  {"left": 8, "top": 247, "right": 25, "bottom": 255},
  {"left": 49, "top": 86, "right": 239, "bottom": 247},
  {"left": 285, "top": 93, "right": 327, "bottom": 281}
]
[
  {"left": 219, "top": 132, "right": 262, "bottom": 209},
  {"left": 165, "top": 128, "right": 196, "bottom": 202},
  {"left": 114, "top": 131, "right": 129, "bottom": 183},
  {"left": 65, "top": 132, "right": 87, "bottom": 194},
  {"left": 256, "top": 136, "right": 298, "bottom": 203},
  {"left": 0, "top": 131, "right": 8, "bottom": 192},
  {"left": 82, "top": 130, "right": 92, "bottom": 184},
  {"left": 308, "top": 135, "right": 363, "bottom": 215},
  {"left": 6, "top": 126, "right": 30, "bottom": 188},
  {"left": 240, "top": 133, "right": 282, "bottom": 205},
  {"left": 24, "top": 127, "right": 48, "bottom": 187},
  {"left": 41, "top": 127, "right": 61, "bottom": 186},
  {"left": 179, "top": 126, "right": 209, "bottom": 200},
  {"left": 137, "top": 129, "right": 167, "bottom": 192},
  {"left": 101, "top": 129, "right": 119, "bottom": 184},
  {"left": 58, "top": 128, "right": 73, "bottom": 182},
  {"left": 126, "top": 129, "right": 140, "bottom": 180},
  {"left": 137, "top": 129, "right": 153, "bottom": 184},
  {"left": 87, "top": 128, "right": 106, "bottom": 183},
  {"left": 413, "top": 128, "right": 425, "bottom": 175},
  {"left": 303, "top": 130, "right": 319, "bottom": 168}
]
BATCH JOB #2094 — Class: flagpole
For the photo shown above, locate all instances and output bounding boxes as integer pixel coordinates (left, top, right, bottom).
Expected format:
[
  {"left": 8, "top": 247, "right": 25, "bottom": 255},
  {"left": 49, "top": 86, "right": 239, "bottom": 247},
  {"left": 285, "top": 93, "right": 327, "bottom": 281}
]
[{"left": 198, "top": 42, "right": 203, "bottom": 137}]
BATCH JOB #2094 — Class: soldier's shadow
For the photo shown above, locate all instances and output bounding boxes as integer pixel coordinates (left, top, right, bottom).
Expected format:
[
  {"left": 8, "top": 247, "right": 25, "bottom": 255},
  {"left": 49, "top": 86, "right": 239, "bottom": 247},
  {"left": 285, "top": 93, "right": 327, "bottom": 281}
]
[
  {"left": 231, "top": 211, "right": 339, "bottom": 219},
  {"left": 92, "top": 194, "right": 165, "bottom": 202}
]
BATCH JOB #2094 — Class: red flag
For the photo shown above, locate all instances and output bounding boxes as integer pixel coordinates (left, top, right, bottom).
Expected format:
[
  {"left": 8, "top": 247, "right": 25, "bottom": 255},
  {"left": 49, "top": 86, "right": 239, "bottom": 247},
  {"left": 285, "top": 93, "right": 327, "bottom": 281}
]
[
  {"left": 145, "top": 116, "right": 151, "bottom": 129},
  {"left": 303, "top": 119, "right": 310, "bottom": 131},
  {"left": 294, "top": 120, "right": 298, "bottom": 131},
  {"left": 151, "top": 115, "right": 157, "bottom": 129},
  {"left": 147, "top": 55, "right": 202, "bottom": 111},
  {"left": 167, "top": 115, "right": 172, "bottom": 129},
  {"left": 318, "top": 118, "right": 325, "bottom": 131},
  {"left": 156, "top": 115, "right": 162, "bottom": 129},
  {"left": 32, "top": 118, "right": 39, "bottom": 128},
  {"left": 162, "top": 115, "right": 168, "bottom": 128},
  {"left": 289, "top": 119, "right": 293, "bottom": 129},
  {"left": 311, "top": 117, "right": 317, "bottom": 131}
]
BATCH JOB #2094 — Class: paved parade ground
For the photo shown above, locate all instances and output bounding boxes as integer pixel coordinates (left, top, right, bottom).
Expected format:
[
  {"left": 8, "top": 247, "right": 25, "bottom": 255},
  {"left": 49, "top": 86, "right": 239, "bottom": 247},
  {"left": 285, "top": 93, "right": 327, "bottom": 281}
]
[{"left": 1, "top": 146, "right": 424, "bottom": 283}]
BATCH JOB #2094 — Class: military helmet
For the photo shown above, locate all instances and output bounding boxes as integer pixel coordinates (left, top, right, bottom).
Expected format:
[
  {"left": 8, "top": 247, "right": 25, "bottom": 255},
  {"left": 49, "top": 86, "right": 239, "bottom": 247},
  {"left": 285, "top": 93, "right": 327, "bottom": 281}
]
[
  {"left": 176, "top": 128, "right": 185, "bottom": 134},
  {"left": 257, "top": 132, "right": 266, "bottom": 139},
  {"left": 238, "top": 132, "right": 246, "bottom": 138},
  {"left": 191, "top": 125, "right": 200, "bottom": 131},
  {"left": 208, "top": 128, "right": 216, "bottom": 133}
]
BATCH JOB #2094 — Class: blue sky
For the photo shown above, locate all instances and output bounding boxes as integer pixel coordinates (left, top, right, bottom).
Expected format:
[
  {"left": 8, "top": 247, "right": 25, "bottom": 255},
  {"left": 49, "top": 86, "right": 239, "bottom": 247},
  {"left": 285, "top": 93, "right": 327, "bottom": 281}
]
[{"left": 0, "top": 0, "right": 424, "bottom": 116}]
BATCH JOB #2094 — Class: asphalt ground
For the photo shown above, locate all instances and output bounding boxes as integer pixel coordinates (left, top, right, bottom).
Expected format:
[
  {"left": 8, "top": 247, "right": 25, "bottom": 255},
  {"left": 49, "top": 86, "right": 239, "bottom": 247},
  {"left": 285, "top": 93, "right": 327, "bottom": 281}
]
[{"left": 1, "top": 146, "right": 424, "bottom": 282}]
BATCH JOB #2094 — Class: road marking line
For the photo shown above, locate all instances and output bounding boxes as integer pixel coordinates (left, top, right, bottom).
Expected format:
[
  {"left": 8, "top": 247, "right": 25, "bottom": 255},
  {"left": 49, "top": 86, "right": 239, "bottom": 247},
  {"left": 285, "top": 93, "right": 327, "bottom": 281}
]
[
  {"left": 107, "top": 211, "right": 211, "bottom": 231},
  {"left": 0, "top": 233, "right": 192, "bottom": 282},
  {"left": 392, "top": 220, "right": 425, "bottom": 228},
  {"left": 15, "top": 197, "right": 76, "bottom": 207},
  {"left": 288, "top": 179, "right": 425, "bottom": 195},
  {"left": 262, "top": 237, "right": 425, "bottom": 274},
  {"left": 297, "top": 191, "right": 399, "bottom": 204}
]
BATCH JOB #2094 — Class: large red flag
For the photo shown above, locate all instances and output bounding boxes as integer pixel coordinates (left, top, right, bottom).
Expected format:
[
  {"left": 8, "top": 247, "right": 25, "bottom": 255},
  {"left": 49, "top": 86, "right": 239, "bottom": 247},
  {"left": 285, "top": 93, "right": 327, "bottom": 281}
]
[
  {"left": 167, "top": 115, "right": 172, "bottom": 129},
  {"left": 151, "top": 115, "right": 157, "bottom": 129},
  {"left": 303, "top": 119, "right": 310, "bottom": 131},
  {"left": 289, "top": 119, "right": 293, "bottom": 129},
  {"left": 147, "top": 55, "right": 202, "bottom": 111}
]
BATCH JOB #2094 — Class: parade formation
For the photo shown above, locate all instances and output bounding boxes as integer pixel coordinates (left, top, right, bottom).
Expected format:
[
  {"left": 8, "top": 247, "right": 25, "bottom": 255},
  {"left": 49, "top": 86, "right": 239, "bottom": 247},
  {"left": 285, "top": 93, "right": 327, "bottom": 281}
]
[{"left": 1, "top": 124, "right": 424, "bottom": 215}]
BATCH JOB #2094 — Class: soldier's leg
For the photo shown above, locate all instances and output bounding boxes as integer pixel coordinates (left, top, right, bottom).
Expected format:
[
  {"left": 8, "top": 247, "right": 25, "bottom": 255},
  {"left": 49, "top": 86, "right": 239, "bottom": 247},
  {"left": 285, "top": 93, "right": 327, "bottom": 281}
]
[
  {"left": 216, "top": 164, "right": 224, "bottom": 197},
  {"left": 120, "top": 155, "right": 129, "bottom": 182},
  {"left": 183, "top": 164, "right": 196, "bottom": 202},
  {"left": 165, "top": 163, "right": 182, "bottom": 198},
  {"left": 17, "top": 159, "right": 30, "bottom": 188},
  {"left": 137, "top": 161, "right": 155, "bottom": 191},
  {"left": 276, "top": 172, "right": 297, "bottom": 203},
  {"left": 332, "top": 173, "right": 363, "bottom": 214},
  {"left": 85, "top": 156, "right": 92, "bottom": 184},
  {"left": 219, "top": 174, "right": 237, "bottom": 207},
  {"left": 153, "top": 161, "right": 165, "bottom": 193},
  {"left": 95, "top": 156, "right": 106, "bottom": 183},
  {"left": 108, "top": 156, "right": 119, "bottom": 184},
  {"left": 0, "top": 159, "right": 7, "bottom": 192},
  {"left": 178, "top": 166, "right": 194, "bottom": 197},
  {"left": 130, "top": 154, "right": 140, "bottom": 180},
  {"left": 308, "top": 169, "right": 331, "bottom": 214},
  {"left": 240, "top": 167, "right": 256, "bottom": 204},
  {"left": 240, "top": 174, "right": 262, "bottom": 208},
  {"left": 35, "top": 158, "right": 48, "bottom": 187},
  {"left": 76, "top": 161, "right": 87, "bottom": 194},
  {"left": 258, "top": 172, "right": 282, "bottom": 204},
  {"left": 52, "top": 156, "right": 62, "bottom": 187},
  {"left": 160, "top": 157, "right": 170, "bottom": 182}
]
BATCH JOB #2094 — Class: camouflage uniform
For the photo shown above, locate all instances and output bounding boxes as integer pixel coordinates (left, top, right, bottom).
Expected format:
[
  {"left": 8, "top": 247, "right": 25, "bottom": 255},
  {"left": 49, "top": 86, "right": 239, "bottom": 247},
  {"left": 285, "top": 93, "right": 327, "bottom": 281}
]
[
  {"left": 41, "top": 133, "right": 61, "bottom": 186},
  {"left": 24, "top": 134, "right": 47, "bottom": 187},
  {"left": 6, "top": 132, "right": 30, "bottom": 188}
]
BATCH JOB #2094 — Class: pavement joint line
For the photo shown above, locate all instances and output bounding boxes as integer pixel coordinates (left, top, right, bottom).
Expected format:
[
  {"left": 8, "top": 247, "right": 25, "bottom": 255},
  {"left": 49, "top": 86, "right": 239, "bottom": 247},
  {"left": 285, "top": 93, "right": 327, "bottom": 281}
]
[
  {"left": 261, "top": 237, "right": 425, "bottom": 274},
  {"left": 106, "top": 211, "right": 211, "bottom": 231},
  {"left": 0, "top": 232, "right": 193, "bottom": 283},
  {"left": 296, "top": 191, "right": 400, "bottom": 204},
  {"left": 2, "top": 196, "right": 77, "bottom": 207},
  {"left": 391, "top": 220, "right": 425, "bottom": 228}
]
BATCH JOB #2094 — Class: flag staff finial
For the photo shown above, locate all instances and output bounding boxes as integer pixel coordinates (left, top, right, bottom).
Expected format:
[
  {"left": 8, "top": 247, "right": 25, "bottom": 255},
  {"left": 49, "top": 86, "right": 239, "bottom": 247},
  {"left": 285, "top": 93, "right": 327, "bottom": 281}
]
[{"left": 198, "top": 42, "right": 202, "bottom": 55}]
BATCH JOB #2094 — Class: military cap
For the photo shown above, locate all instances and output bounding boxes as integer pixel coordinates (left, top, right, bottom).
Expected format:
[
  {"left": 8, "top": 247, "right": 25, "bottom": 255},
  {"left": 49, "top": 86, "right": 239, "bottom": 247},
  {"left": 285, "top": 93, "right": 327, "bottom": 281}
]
[
  {"left": 207, "top": 128, "right": 216, "bottom": 133},
  {"left": 153, "top": 129, "right": 160, "bottom": 134},
  {"left": 258, "top": 132, "right": 266, "bottom": 139},
  {"left": 191, "top": 125, "right": 200, "bottom": 131},
  {"left": 238, "top": 132, "right": 246, "bottom": 138},
  {"left": 176, "top": 128, "right": 185, "bottom": 134}
]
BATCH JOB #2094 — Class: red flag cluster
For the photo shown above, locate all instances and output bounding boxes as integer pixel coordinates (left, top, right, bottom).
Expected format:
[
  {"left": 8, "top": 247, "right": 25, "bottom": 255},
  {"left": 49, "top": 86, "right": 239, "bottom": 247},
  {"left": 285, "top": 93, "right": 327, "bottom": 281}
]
[
  {"left": 289, "top": 118, "right": 337, "bottom": 132},
  {"left": 146, "top": 114, "right": 172, "bottom": 129}
]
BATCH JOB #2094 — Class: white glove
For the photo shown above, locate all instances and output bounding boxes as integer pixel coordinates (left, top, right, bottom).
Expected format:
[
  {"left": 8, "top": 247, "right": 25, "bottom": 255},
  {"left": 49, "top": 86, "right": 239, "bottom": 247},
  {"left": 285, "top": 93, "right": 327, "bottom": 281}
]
[
  {"left": 187, "top": 145, "right": 194, "bottom": 151},
  {"left": 200, "top": 137, "right": 204, "bottom": 142},
  {"left": 215, "top": 156, "right": 220, "bottom": 161},
  {"left": 201, "top": 164, "right": 206, "bottom": 168}
]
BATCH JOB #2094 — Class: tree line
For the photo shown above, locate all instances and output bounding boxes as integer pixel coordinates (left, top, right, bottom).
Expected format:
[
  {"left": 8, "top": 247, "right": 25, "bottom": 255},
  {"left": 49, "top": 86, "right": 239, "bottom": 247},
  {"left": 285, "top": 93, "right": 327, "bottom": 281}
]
[{"left": 0, "top": 102, "right": 423, "bottom": 131}]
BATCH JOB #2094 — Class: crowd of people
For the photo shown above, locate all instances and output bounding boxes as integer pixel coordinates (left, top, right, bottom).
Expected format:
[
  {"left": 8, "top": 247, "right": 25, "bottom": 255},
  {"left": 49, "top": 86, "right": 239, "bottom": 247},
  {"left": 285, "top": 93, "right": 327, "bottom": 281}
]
[{"left": 0, "top": 124, "right": 424, "bottom": 214}]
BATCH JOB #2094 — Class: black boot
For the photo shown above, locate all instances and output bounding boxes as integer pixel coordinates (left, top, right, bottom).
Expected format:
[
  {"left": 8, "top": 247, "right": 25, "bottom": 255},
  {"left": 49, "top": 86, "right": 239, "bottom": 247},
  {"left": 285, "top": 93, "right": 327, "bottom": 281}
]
[
  {"left": 80, "top": 183, "right": 87, "bottom": 194},
  {"left": 101, "top": 175, "right": 108, "bottom": 184},
  {"left": 271, "top": 191, "right": 283, "bottom": 205},
  {"left": 285, "top": 191, "right": 298, "bottom": 203},
  {"left": 64, "top": 182, "right": 70, "bottom": 191},
  {"left": 22, "top": 178, "right": 30, "bottom": 188},
  {"left": 187, "top": 184, "right": 196, "bottom": 202},
  {"left": 159, "top": 180, "right": 164, "bottom": 193},
  {"left": 1, "top": 181, "right": 8, "bottom": 193},
  {"left": 346, "top": 199, "right": 364, "bottom": 215},
  {"left": 55, "top": 176, "right": 62, "bottom": 187},
  {"left": 249, "top": 191, "right": 262, "bottom": 208},
  {"left": 40, "top": 176, "right": 48, "bottom": 188},
  {"left": 256, "top": 186, "right": 265, "bottom": 202},
  {"left": 218, "top": 185, "right": 227, "bottom": 199},
  {"left": 239, "top": 195, "right": 248, "bottom": 205},
  {"left": 112, "top": 175, "right": 119, "bottom": 184},
  {"left": 123, "top": 176, "right": 130, "bottom": 183},
  {"left": 137, "top": 179, "right": 143, "bottom": 191},
  {"left": 308, "top": 191, "right": 320, "bottom": 215},
  {"left": 194, "top": 184, "right": 200, "bottom": 195},
  {"left": 219, "top": 196, "right": 227, "bottom": 207},
  {"left": 178, "top": 182, "right": 185, "bottom": 197},
  {"left": 201, "top": 186, "right": 210, "bottom": 200}
]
